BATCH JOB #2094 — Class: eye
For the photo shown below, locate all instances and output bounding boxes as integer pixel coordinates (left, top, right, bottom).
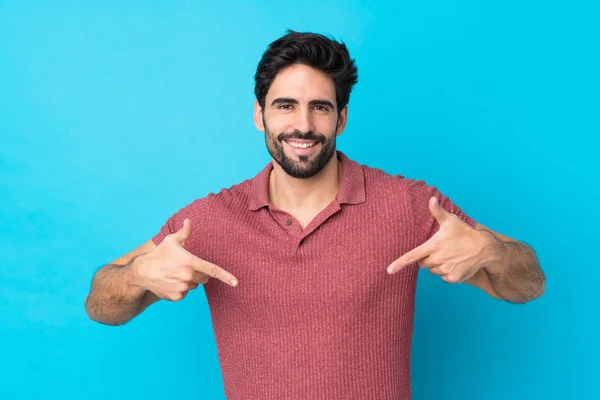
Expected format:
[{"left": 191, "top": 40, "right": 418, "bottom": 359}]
[
  {"left": 314, "top": 105, "right": 329, "bottom": 112},
  {"left": 278, "top": 104, "right": 293, "bottom": 110}
]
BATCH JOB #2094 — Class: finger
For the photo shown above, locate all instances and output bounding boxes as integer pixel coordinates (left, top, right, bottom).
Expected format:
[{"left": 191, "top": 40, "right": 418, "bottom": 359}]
[
  {"left": 387, "top": 240, "right": 436, "bottom": 275},
  {"left": 418, "top": 254, "right": 440, "bottom": 270},
  {"left": 441, "top": 274, "right": 461, "bottom": 284},
  {"left": 189, "top": 256, "right": 238, "bottom": 287},
  {"left": 429, "top": 196, "right": 452, "bottom": 226},
  {"left": 429, "top": 265, "right": 445, "bottom": 276},
  {"left": 189, "top": 270, "right": 209, "bottom": 284},
  {"left": 172, "top": 218, "right": 192, "bottom": 246}
]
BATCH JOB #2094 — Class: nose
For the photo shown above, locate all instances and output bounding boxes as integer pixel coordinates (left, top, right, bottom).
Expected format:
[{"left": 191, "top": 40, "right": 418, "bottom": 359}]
[{"left": 292, "top": 107, "right": 315, "bottom": 134}]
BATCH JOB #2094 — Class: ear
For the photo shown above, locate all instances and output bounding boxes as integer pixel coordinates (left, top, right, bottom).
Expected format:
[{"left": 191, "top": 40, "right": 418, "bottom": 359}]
[
  {"left": 254, "top": 100, "right": 265, "bottom": 132},
  {"left": 335, "top": 106, "right": 348, "bottom": 136}
]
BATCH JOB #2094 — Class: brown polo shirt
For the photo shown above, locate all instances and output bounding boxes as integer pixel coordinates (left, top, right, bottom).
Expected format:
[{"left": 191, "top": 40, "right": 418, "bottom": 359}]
[{"left": 152, "top": 150, "right": 476, "bottom": 399}]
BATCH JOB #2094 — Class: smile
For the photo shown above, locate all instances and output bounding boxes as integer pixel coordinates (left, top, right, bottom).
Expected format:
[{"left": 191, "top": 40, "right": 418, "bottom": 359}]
[
  {"left": 283, "top": 139, "right": 321, "bottom": 156},
  {"left": 285, "top": 140, "right": 318, "bottom": 148}
]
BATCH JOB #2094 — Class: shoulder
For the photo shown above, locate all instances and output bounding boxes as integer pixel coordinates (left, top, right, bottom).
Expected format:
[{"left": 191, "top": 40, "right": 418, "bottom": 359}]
[
  {"left": 152, "top": 177, "right": 254, "bottom": 246},
  {"left": 201, "top": 178, "right": 254, "bottom": 212},
  {"left": 360, "top": 162, "right": 411, "bottom": 198},
  {"left": 350, "top": 156, "right": 442, "bottom": 206}
]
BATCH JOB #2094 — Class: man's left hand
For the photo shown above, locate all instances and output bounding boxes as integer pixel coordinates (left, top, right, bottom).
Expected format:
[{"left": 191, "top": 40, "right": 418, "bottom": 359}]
[{"left": 386, "top": 196, "right": 500, "bottom": 283}]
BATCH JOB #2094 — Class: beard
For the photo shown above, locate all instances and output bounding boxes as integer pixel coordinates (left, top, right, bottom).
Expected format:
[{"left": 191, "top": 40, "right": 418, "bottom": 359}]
[{"left": 263, "top": 118, "right": 337, "bottom": 179}]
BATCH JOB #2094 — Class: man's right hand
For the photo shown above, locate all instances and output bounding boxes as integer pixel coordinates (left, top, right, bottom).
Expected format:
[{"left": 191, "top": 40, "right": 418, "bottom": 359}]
[{"left": 132, "top": 218, "right": 239, "bottom": 301}]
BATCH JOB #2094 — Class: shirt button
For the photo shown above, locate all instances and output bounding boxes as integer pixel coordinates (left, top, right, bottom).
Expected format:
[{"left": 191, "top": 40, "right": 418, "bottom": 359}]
[{"left": 285, "top": 219, "right": 292, "bottom": 226}]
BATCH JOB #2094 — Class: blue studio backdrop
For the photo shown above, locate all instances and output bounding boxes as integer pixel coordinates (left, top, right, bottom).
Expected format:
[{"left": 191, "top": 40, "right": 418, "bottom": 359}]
[{"left": 1, "top": 1, "right": 598, "bottom": 399}]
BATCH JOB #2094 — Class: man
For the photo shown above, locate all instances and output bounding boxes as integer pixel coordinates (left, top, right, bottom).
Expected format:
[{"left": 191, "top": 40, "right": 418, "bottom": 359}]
[{"left": 85, "top": 30, "right": 545, "bottom": 399}]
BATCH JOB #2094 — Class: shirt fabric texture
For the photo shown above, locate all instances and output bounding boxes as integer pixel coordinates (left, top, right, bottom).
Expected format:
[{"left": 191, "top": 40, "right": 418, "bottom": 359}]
[{"left": 152, "top": 151, "right": 476, "bottom": 399}]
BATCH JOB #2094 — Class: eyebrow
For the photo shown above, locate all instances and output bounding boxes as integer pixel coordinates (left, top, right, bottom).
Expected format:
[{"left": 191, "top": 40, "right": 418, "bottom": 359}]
[{"left": 270, "top": 97, "right": 335, "bottom": 110}]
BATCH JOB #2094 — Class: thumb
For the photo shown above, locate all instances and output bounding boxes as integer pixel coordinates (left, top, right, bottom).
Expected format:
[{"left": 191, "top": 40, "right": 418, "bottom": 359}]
[
  {"left": 172, "top": 218, "right": 192, "bottom": 247},
  {"left": 429, "top": 196, "right": 450, "bottom": 225}
]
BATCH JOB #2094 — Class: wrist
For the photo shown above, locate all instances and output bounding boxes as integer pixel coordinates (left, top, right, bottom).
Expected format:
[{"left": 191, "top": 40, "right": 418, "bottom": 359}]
[
  {"left": 479, "top": 229, "right": 506, "bottom": 276},
  {"left": 124, "top": 254, "right": 149, "bottom": 291}
]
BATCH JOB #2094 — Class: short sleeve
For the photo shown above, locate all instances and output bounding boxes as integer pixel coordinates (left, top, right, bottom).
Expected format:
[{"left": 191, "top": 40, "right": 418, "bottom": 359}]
[
  {"left": 151, "top": 198, "right": 209, "bottom": 247},
  {"left": 406, "top": 178, "right": 476, "bottom": 243}
]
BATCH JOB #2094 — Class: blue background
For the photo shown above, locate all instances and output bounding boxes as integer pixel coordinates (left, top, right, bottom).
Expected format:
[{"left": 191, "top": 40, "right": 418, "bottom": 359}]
[{"left": 1, "top": 1, "right": 598, "bottom": 399}]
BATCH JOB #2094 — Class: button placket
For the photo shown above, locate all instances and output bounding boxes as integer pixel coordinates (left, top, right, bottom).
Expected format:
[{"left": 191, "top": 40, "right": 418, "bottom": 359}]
[{"left": 281, "top": 215, "right": 301, "bottom": 237}]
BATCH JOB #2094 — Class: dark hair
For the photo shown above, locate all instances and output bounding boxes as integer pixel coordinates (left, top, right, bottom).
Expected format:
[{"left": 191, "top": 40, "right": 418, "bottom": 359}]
[{"left": 254, "top": 30, "right": 358, "bottom": 114}]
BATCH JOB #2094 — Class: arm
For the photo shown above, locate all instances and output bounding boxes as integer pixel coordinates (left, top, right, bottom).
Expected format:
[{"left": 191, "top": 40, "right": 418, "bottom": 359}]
[
  {"left": 462, "top": 268, "right": 504, "bottom": 300},
  {"left": 465, "top": 223, "right": 545, "bottom": 304},
  {"left": 85, "top": 219, "right": 238, "bottom": 326},
  {"left": 85, "top": 239, "right": 160, "bottom": 326},
  {"left": 387, "top": 197, "right": 545, "bottom": 304}
]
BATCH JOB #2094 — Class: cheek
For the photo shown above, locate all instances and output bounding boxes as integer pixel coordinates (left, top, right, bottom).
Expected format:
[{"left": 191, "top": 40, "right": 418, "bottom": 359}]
[
  {"left": 264, "top": 113, "right": 290, "bottom": 132},
  {"left": 323, "top": 115, "right": 340, "bottom": 131},
  {"left": 323, "top": 122, "right": 340, "bottom": 138}
]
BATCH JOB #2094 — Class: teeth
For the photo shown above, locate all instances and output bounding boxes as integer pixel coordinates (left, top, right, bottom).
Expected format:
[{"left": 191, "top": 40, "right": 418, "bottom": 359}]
[{"left": 287, "top": 141, "right": 316, "bottom": 149}]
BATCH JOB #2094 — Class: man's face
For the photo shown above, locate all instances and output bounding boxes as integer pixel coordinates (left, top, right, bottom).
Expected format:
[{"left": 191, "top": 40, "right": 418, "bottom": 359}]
[{"left": 254, "top": 63, "right": 347, "bottom": 179}]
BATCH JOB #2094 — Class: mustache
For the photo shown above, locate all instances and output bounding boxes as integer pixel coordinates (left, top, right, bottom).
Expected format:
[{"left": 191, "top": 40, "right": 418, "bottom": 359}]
[{"left": 277, "top": 130, "right": 326, "bottom": 143}]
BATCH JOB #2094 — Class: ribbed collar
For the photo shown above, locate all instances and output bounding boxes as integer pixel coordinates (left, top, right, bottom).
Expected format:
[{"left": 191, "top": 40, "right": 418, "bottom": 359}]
[{"left": 248, "top": 151, "right": 366, "bottom": 211}]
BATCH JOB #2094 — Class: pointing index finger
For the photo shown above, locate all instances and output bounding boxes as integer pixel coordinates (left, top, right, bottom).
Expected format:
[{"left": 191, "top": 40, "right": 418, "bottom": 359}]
[
  {"left": 387, "top": 239, "right": 436, "bottom": 275},
  {"left": 189, "top": 256, "right": 239, "bottom": 287}
]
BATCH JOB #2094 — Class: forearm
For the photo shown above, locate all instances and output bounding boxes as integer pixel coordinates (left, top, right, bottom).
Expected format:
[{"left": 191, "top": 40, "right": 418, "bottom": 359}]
[
  {"left": 85, "top": 254, "right": 148, "bottom": 326},
  {"left": 481, "top": 232, "right": 545, "bottom": 304}
]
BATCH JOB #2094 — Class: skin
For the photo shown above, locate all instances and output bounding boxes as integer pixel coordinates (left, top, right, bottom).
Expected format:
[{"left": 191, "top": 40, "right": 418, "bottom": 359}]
[
  {"left": 387, "top": 197, "right": 545, "bottom": 304},
  {"left": 85, "top": 219, "right": 238, "bottom": 326},
  {"left": 253, "top": 63, "right": 544, "bottom": 304},
  {"left": 254, "top": 64, "right": 348, "bottom": 228},
  {"left": 85, "top": 63, "right": 545, "bottom": 326}
]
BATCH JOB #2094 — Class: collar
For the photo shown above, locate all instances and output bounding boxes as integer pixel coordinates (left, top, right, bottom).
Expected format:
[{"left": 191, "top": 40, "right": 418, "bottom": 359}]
[{"left": 248, "top": 151, "right": 366, "bottom": 211}]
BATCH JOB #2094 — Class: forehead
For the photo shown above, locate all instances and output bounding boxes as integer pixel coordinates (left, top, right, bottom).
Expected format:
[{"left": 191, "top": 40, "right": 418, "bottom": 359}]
[{"left": 267, "top": 64, "right": 336, "bottom": 104}]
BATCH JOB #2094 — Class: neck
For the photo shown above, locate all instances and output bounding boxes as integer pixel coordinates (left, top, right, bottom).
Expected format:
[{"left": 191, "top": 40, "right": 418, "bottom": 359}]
[{"left": 269, "top": 152, "right": 341, "bottom": 214}]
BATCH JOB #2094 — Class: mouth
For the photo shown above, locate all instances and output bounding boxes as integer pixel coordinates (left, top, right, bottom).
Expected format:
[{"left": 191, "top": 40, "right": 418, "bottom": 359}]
[{"left": 283, "top": 139, "right": 321, "bottom": 156}]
